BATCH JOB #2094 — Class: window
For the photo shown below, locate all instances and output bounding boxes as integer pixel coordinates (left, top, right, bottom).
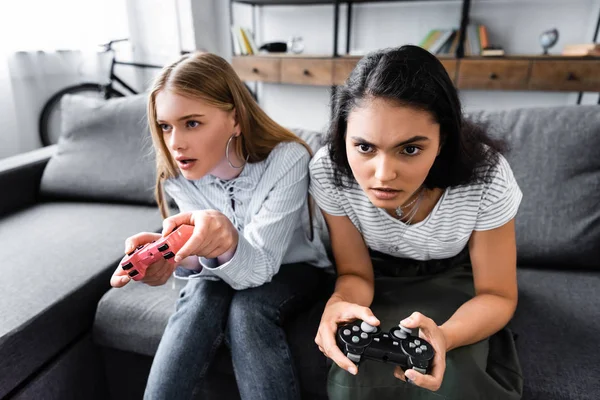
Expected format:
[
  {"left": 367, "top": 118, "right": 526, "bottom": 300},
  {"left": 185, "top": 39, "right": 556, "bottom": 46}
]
[{"left": 0, "top": 0, "right": 129, "bottom": 53}]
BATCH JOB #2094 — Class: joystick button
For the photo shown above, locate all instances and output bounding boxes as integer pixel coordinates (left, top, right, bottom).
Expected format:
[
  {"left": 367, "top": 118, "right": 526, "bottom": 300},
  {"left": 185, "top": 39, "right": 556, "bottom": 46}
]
[
  {"left": 122, "top": 262, "right": 133, "bottom": 271},
  {"left": 352, "top": 326, "right": 360, "bottom": 332},
  {"left": 352, "top": 336, "right": 360, "bottom": 343},
  {"left": 343, "top": 329, "right": 351, "bottom": 336},
  {"left": 420, "top": 345, "right": 428, "bottom": 351},
  {"left": 415, "top": 348, "right": 422, "bottom": 354},
  {"left": 360, "top": 333, "right": 368, "bottom": 339},
  {"left": 392, "top": 329, "right": 408, "bottom": 340},
  {"left": 414, "top": 339, "right": 421, "bottom": 345},
  {"left": 163, "top": 251, "right": 175, "bottom": 260},
  {"left": 128, "top": 270, "right": 139, "bottom": 278},
  {"left": 409, "top": 342, "right": 416, "bottom": 348},
  {"left": 158, "top": 243, "right": 169, "bottom": 252},
  {"left": 360, "top": 321, "right": 377, "bottom": 333}
]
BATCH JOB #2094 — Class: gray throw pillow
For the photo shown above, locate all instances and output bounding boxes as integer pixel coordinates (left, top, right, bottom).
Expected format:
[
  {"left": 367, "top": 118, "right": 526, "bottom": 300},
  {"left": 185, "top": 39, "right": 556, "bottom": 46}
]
[
  {"left": 468, "top": 105, "right": 600, "bottom": 269},
  {"left": 40, "top": 94, "right": 156, "bottom": 205},
  {"left": 290, "top": 127, "right": 326, "bottom": 154},
  {"left": 289, "top": 126, "right": 331, "bottom": 248}
]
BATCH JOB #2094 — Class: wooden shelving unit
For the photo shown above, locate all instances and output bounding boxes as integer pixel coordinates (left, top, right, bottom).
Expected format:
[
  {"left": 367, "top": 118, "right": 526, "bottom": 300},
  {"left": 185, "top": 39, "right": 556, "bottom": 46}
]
[
  {"left": 233, "top": 55, "right": 600, "bottom": 92},
  {"left": 231, "top": 0, "right": 600, "bottom": 100}
]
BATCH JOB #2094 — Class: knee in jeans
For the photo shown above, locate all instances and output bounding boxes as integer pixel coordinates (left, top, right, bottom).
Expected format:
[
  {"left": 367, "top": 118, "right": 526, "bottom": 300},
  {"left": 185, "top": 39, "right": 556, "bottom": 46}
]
[{"left": 229, "top": 293, "right": 280, "bottom": 331}]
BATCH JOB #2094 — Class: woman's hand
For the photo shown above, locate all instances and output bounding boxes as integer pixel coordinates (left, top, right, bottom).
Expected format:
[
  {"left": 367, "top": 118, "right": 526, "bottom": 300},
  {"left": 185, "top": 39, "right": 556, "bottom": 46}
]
[
  {"left": 315, "top": 296, "right": 380, "bottom": 375},
  {"left": 110, "top": 232, "right": 174, "bottom": 288},
  {"left": 162, "top": 210, "right": 239, "bottom": 262},
  {"left": 393, "top": 312, "right": 447, "bottom": 391}
]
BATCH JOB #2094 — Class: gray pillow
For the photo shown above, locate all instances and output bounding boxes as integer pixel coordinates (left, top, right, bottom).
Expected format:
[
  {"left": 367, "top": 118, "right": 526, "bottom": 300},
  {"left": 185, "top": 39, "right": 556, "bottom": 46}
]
[
  {"left": 290, "top": 127, "right": 326, "bottom": 154},
  {"left": 289, "top": 127, "right": 331, "bottom": 248},
  {"left": 40, "top": 94, "right": 156, "bottom": 205},
  {"left": 467, "top": 106, "right": 600, "bottom": 269}
]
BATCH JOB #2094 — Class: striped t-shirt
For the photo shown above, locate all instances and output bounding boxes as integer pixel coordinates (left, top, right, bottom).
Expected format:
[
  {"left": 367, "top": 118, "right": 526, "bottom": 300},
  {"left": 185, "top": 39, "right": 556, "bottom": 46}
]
[
  {"left": 164, "top": 141, "right": 330, "bottom": 290},
  {"left": 309, "top": 146, "right": 522, "bottom": 261}
]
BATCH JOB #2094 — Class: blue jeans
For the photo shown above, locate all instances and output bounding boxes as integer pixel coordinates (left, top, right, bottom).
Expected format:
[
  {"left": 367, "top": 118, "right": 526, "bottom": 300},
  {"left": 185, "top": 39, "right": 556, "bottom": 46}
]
[{"left": 144, "top": 263, "right": 323, "bottom": 400}]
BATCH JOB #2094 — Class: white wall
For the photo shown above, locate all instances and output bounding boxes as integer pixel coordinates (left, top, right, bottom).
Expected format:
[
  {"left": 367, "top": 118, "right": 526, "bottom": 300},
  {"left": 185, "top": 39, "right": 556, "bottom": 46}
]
[
  {"left": 190, "top": 0, "right": 231, "bottom": 56},
  {"left": 124, "top": 0, "right": 185, "bottom": 89},
  {"left": 230, "top": 0, "right": 600, "bottom": 132}
]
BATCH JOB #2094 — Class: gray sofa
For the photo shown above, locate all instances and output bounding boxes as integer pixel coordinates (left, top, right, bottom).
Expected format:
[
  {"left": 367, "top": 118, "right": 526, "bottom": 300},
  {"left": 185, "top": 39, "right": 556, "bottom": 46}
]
[{"left": 0, "top": 93, "right": 598, "bottom": 400}]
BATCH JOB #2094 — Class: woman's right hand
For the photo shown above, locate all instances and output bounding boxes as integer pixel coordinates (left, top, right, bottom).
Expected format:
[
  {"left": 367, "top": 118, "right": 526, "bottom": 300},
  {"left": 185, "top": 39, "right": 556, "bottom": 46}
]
[
  {"left": 110, "top": 232, "right": 173, "bottom": 288},
  {"left": 315, "top": 295, "right": 380, "bottom": 375}
]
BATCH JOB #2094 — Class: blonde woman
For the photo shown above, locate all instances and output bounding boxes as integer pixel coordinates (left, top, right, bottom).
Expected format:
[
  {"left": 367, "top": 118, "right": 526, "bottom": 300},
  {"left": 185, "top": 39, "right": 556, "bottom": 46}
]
[{"left": 110, "top": 52, "right": 330, "bottom": 399}]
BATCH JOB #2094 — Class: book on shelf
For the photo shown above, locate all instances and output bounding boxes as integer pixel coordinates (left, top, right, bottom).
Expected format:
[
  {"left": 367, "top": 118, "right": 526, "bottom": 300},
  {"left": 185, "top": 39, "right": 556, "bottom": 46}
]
[
  {"left": 418, "top": 24, "right": 498, "bottom": 57},
  {"left": 430, "top": 29, "right": 455, "bottom": 54},
  {"left": 231, "top": 25, "right": 259, "bottom": 56},
  {"left": 481, "top": 47, "right": 505, "bottom": 57},
  {"left": 562, "top": 43, "right": 600, "bottom": 56},
  {"left": 231, "top": 26, "right": 243, "bottom": 55}
]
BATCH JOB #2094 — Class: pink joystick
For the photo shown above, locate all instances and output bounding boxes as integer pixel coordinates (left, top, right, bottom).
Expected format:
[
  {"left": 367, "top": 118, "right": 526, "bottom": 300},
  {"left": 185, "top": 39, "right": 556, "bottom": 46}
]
[{"left": 120, "top": 224, "right": 194, "bottom": 281}]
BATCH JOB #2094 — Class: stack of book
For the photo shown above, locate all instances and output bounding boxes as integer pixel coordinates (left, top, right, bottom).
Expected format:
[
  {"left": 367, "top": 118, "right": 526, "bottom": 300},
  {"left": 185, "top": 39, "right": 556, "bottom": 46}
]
[
  {"left": 231, "top": 26, "right": 259, "bottom": 56},
  {"left": 419, "top": 28, "right": 458, "bottom": 55},
  {"left": 419, "top": 24, "right": 503, "bottom": 57},
  {"left": 562, "top": 44, "right": 600, "bottom": 57}
]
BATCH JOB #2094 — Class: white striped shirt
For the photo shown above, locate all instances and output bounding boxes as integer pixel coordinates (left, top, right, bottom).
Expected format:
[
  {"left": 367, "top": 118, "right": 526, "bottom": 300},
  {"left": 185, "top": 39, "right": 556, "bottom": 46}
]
[
  {"left": 164, "top": 141, "right": 331, "bottom": 290},
  {"left": 309, "top": 146, "right": 522, "bottom": 261}
]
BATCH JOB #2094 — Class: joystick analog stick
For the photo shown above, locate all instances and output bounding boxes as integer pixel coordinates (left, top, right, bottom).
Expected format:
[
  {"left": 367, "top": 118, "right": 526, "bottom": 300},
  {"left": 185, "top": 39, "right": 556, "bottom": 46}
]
[
  {"left": 392, "top": 328, "right": 408, "bottom": 340},
  {"left": 360, "top": 321, "right": 377, "bottom": 333}
]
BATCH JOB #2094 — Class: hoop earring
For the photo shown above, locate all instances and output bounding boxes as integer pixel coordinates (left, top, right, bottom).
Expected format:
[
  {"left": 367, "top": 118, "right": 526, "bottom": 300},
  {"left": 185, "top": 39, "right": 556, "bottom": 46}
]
[{"left": 226, "top": 134, "right": 249, "bottom": 169}]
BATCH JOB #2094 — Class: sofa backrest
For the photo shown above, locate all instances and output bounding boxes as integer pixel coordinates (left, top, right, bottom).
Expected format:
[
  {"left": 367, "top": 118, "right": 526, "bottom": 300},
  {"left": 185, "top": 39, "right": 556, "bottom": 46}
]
[
  {"left": 39, "top": 94, "right": 599, "bottom": 269},
  {"left": 468, "top": 105, "right": 600, "bottom": 270}
]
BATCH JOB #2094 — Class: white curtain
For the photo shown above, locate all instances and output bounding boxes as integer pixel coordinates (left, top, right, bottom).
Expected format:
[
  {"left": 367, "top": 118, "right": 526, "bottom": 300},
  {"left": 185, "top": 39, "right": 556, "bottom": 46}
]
[{"left": 0, "top": 0, "right": 130, "bottom": 159}]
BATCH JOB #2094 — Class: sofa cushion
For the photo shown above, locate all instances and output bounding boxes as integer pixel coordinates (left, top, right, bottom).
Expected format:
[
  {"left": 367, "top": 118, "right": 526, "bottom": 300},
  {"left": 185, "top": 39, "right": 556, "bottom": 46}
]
[
  {"left": 511, "top": 267, "right": 600, "bottom": 400},
  {"left": 40, "top": 94, "right": 157, "bottom": 205},
  {"left": 94, "top": 277, "right": 184, "bottom": 357},
  {"left": 0, "top": 202, "right": 162, "bottom": 399},
  {"left": 468, "top": 106, "right": 600, "bottom": 269}
]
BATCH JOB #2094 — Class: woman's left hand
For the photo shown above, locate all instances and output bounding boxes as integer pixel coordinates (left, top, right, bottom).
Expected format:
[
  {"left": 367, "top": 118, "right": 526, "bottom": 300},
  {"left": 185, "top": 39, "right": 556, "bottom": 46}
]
[
  {"left": 393, "top": 311, "right": 447, "bottom": 391},
  {"left": 162, "top": 210, "right": 239, "bottom": 262}
]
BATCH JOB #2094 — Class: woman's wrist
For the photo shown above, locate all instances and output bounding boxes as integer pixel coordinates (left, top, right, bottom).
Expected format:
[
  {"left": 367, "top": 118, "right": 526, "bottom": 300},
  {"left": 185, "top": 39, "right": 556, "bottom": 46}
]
[
  {"left": 327, "top": 293, "right": 346, "bottom": 307},
  {"left": 177, "top": 255, "right": 202, "bottom": 270},
  {"left": 438, "top": 293, "right": 516, "bottom": 352},
  {"left": 438, "top": 323, "right": 457, "bottom": 352},
  {"left": 216, "top": 247, "right": 236, "bottom": 263},
  {"left": 214, "top": 224, "right": 239, "bottom": 264}
]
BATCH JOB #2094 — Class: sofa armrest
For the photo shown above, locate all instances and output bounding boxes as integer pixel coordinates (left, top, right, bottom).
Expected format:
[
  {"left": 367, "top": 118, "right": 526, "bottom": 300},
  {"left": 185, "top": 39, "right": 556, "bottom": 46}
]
[{"left": 0, "top": 145, "right": 56, "bottom": 217}]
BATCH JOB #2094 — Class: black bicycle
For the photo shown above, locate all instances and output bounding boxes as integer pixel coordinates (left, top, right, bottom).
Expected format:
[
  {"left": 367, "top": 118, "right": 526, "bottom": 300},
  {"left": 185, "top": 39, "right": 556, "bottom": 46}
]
[{"left": 39, "top": 38, "right": 164, "bottom": 146}]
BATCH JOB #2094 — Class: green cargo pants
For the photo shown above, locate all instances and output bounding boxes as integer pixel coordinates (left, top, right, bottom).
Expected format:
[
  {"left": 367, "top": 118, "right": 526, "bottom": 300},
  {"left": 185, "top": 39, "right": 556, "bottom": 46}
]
[{"left": 327, "top": 249, "right": 523, "bottom": 400}]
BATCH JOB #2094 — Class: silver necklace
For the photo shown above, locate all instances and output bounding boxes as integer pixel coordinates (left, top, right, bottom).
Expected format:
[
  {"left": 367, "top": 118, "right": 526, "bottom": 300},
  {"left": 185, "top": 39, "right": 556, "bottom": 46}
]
[{"left": 395, "top": 187, "right": 424, "bottom": 218}]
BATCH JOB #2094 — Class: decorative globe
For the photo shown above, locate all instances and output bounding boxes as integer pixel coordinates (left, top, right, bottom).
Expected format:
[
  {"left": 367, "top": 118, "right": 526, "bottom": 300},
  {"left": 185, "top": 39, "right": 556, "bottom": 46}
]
[{"left": 539, "top": 28, "right": 559, "bottom": 55}]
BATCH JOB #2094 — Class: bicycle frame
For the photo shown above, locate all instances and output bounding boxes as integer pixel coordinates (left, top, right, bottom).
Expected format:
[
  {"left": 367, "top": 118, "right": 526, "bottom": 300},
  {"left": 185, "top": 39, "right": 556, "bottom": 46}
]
[{"left": 107, "top": 57, "right": 163, "bottom": 95}]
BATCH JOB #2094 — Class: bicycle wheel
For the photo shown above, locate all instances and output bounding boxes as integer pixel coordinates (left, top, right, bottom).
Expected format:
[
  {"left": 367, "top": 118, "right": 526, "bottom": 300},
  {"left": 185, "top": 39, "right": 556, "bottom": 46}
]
[{"left": 39, "top": 83, "right": 124, "bottom": 146}]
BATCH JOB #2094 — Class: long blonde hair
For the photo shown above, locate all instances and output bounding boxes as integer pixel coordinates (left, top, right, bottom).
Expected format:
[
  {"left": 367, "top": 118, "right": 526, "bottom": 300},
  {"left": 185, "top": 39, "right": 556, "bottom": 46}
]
[{"left": 148, "top": 52, "right": 312, "bottom": 219}]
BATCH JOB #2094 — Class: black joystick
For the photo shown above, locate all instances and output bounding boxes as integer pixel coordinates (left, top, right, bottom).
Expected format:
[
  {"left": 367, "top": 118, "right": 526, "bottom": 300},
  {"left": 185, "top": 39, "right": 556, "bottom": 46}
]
[{"left": 336, "top": 320, "right": 434, "bottom": 374}]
